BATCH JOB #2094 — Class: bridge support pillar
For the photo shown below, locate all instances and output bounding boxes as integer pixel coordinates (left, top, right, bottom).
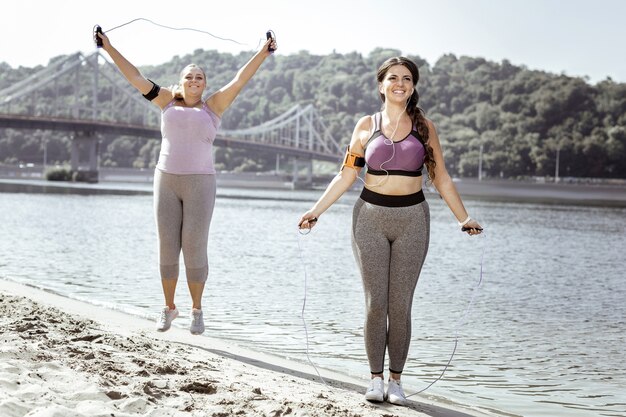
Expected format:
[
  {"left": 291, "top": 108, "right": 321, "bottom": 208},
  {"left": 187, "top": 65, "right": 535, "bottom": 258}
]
[
  {"left": 306, "top": 159, "right": 313, "bottom": 183},
  {"left": 70, "top": 131, "right": 99, "bottom": 183},
  {"left": 292, "top": 158, "right": 299, "bottom": 184},
  {"left": 292, "top": 157, "right": 313, "bottom": 189}
]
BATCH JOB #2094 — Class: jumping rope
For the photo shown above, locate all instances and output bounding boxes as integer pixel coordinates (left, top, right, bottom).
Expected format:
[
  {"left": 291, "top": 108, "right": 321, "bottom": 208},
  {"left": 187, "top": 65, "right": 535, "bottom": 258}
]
[
  {"left": 93, "top": 18, "right": 486, "bottom": 395},
  {"left": 289, "top": 104, "right": 407, "bottom": 386},
  {"left": 296, "top": 231, "right": 329, "bottom": 387},
  {"left": 297, "top": 219, "right": 487, "bottom": 396},
  {"left": 295, "top": 105, "right": 489, "bottom": 394},
  {"left": 93, "top": 18, "right": 274, "bottom": 51},
  {"left": 406, "top": 231, "right": 486, "bottom": 397}
]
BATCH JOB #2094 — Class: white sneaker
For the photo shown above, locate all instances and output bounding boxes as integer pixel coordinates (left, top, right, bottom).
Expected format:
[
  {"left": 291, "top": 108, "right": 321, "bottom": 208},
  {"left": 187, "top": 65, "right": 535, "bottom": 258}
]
[
  {"left": 190, "top": 308, "right": 205, "bottom": 335},
  {"left": 364, "top": 377, "right": 385, "bottom": 402},
  {"left": 387, "top": 379, "right": 407, "bottom": 406},
  {"left": 156, "top": 307, "right": 179, "bottom": 332}
]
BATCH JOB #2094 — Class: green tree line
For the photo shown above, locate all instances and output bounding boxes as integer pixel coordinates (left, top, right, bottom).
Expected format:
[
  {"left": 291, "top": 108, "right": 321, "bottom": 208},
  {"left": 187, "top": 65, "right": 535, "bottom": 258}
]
[{"left": 1, "top": 47, "right": 624, "bottom": 178}]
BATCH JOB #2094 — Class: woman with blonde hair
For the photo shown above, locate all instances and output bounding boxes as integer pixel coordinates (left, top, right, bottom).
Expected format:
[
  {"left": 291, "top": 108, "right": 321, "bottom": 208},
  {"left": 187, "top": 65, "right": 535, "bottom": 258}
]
[{"left": 98, "top": 30, "right": 277, "bottom": 335}]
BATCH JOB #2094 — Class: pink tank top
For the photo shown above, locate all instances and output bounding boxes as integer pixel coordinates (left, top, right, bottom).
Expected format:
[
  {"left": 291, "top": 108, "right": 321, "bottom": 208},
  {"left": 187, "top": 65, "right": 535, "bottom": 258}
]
[{"left": 156, "top": 100, "right": 221, "bottom": 175}]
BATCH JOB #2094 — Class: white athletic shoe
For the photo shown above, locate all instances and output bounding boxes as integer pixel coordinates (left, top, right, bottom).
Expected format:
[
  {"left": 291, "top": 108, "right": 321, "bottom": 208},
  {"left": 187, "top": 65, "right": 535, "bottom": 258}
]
[
  {"left": 387, "top": 379, "right": 407, "bottom": 406},
  {"left": 190, "top": 308, "right": 205, "bottom": 335},
  {"left": 156, "top": 307, "right": 179, "bottom": 332},
  {"left": 364, "top": 377, "right": 385, "bottom": 403}
]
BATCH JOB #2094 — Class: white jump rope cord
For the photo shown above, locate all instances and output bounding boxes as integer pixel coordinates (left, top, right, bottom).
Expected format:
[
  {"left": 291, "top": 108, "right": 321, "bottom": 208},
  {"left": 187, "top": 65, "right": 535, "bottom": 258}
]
[
  {"left": 102, "top": 17, "right": 263, "bottom": 49},
  {"left": 296, "top": 232, "right": 329, "bottom": 387},
  {"left": 406, "top": 232, "right": 487, "bottom": 397},
  {"left": 297, "top": 229, "right": 486, "bottom": 395}
]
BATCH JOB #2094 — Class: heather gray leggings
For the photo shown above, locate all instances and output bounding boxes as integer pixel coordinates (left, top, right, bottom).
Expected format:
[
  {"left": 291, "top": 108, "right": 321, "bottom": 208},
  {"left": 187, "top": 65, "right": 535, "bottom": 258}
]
[
  {"left": 351, "top": 188, "right": 430, "bottom": 375},
  {"left": 153, "top": 169, "right": 216, "bottom": 283}
]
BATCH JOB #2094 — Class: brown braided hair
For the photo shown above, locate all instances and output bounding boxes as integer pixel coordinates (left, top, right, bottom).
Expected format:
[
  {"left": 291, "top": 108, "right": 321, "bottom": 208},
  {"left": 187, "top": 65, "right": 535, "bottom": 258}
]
[{"left": 376, "top": 57, "right": 436, "bottom": 182}]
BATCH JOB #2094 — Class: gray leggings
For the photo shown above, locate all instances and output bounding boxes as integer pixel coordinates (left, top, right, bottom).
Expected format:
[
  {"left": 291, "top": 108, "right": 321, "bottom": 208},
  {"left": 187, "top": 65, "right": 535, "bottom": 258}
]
[
  {"left": 153, "top": 169, "right": 216, "bottom": 283},
  {"left": 352, "top": 188, "right": 430, "bottom": 375}
]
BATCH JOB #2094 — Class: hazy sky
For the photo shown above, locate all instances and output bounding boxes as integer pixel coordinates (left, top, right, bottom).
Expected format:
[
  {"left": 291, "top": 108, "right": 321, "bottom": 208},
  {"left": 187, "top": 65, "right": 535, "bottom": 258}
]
[{"left": 3, "top": 0, "right": 625, "bottom": 84}]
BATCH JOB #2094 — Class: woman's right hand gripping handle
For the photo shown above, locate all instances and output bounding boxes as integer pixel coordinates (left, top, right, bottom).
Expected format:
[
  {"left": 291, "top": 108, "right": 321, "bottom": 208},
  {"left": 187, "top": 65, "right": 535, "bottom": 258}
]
[
  {"left": 95, "top": 28, "right": 112, "bottom": 51},
  {"left": 298, "top": 211, "right": 318, "bottom": 230}
]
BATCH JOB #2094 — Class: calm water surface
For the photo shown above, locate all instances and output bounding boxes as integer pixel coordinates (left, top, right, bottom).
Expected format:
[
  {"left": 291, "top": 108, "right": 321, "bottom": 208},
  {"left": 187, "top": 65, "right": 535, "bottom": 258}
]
[{"left": 0, "top": 187, "right": 625, "bottom": 417}]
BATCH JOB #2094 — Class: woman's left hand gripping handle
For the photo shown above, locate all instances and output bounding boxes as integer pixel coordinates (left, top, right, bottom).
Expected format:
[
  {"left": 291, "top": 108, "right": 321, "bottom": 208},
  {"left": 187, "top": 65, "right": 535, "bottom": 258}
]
[{"left": 94, "top": 25, "right": 104, "bottom": 48}]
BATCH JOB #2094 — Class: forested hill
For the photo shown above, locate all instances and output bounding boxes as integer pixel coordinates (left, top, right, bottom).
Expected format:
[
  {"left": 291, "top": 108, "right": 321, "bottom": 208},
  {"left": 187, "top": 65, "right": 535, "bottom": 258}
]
[{"left": 1, "top": 47, "right": 624, "bottom": 179}]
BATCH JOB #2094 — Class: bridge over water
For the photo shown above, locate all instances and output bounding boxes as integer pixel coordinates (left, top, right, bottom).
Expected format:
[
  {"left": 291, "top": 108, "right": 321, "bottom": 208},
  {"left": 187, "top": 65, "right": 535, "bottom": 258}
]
[{"left": 0, "top": 51, "right": 343, "bottom": 185}]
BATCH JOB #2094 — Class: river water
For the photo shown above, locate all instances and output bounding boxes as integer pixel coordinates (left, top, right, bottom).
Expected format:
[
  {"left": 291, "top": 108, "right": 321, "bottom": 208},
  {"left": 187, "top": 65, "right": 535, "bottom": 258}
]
[{"left": 0, "top": 186, "right": 624, "bottom": 417}]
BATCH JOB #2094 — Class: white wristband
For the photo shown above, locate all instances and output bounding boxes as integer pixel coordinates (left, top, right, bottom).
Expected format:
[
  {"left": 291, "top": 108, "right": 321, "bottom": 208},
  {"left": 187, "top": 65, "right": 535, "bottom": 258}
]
[{"left": 458, "top": 216, "right": 471, "bottom": 227}]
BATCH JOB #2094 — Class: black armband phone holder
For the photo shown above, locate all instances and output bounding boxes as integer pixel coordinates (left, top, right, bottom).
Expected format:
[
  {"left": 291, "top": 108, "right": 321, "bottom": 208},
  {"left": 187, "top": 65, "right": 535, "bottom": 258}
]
[
  {"left": 341, "top": 146, "right": 365, "bottom": 170},
  {"left": 143, "top": 79, "right": 161, "bottom": 101}
]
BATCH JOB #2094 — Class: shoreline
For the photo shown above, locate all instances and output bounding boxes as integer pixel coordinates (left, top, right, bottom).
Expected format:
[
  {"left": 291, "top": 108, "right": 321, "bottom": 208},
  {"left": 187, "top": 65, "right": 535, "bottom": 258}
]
[
  {"left": 0, "top": 279, "right": 498, "bottom": 417},
  {"left": 1, "top": 176, "right": 626, "bottom": 207},
  {"left": 443, "top": 177, "right": 626, "bottom": 207}
]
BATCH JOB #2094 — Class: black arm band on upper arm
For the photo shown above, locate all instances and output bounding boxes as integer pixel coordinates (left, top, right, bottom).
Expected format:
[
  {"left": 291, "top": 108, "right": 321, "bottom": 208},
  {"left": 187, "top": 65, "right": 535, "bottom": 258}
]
[{"left": 142, "top": 79, "right": 160, "bottom": 101}]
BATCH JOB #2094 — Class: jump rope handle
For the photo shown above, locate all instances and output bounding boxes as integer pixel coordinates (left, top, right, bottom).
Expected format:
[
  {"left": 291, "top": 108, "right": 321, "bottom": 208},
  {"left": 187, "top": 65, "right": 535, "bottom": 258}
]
[
  {"left": 266, "top": 30, "right": 276, "bottom": 52},
  {"left": 94, "top": 25, "right": 103, "bottom": 48},
  {"left": 462, "top": 227, "right": 483, "bottom": 232}
]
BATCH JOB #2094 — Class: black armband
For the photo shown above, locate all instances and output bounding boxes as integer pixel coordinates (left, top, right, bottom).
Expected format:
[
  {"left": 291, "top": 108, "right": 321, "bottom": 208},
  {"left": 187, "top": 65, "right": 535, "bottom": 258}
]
[{"left": 142, "top": 79, "right": 161, "bottom": 101}]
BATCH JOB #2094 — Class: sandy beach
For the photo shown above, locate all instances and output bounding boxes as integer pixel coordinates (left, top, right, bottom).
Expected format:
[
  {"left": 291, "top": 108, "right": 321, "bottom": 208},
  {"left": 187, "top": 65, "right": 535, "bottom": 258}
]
[{"left": 0, "top": 279, "right": 490, "bottom": 417}]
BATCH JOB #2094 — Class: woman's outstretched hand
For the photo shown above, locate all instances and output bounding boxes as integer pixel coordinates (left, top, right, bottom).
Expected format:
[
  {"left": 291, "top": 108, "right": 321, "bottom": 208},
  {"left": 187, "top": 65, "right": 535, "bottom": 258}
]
[
  {"left": 462, "top": 219, "right": 483, "bottom": 236},
  {"left": 96, "top": 30, "right": 112, "bottom": 51},
  {"left": 262, "top": 36, "right": 277, "bottom": 55},
  {"left": 298, "top": 212, "right": 318, "bottom": 230}
]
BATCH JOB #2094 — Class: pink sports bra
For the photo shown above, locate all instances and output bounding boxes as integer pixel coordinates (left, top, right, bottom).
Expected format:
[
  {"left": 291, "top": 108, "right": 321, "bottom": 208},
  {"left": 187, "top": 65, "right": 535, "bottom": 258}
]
[{"left": 364, "top": 112, "right": 426, "bottom": 177}]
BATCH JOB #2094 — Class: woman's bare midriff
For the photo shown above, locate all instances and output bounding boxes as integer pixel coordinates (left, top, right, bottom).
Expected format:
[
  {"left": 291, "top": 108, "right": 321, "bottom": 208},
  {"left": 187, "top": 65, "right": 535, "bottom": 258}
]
[{"left": 363, "top": 173, "right": 423, "bottom": 196}]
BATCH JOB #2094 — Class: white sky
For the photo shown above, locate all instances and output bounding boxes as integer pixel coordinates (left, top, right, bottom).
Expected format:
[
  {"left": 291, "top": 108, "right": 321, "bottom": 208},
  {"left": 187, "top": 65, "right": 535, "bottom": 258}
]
[{"left": 2, "top": 0, "right": 625, "bottom": 84}]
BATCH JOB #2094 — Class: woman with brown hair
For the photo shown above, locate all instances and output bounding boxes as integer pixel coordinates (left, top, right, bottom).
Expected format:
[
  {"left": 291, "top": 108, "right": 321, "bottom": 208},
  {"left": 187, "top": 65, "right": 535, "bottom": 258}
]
[{"left": 298, "top": 56, "right": 482, "bottom": 405}]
